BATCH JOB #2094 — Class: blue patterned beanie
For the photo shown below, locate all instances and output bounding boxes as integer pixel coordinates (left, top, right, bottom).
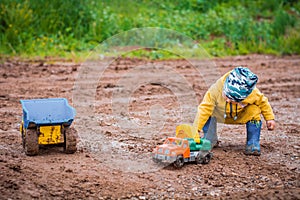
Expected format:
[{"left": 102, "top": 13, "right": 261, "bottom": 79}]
[{"left": 223, "top": 66, "right": 258, "bottom": 102}]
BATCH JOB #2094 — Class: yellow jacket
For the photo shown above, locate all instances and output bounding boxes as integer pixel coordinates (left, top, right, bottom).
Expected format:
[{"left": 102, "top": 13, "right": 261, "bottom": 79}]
[{"left": 194, "top": 71, "right": 275, "bottom": 132}]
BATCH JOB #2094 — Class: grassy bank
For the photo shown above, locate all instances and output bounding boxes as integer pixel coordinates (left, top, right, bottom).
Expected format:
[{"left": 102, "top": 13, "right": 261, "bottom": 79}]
[{"left": 0, "top": 0, "right": 299, "bottom": 59}]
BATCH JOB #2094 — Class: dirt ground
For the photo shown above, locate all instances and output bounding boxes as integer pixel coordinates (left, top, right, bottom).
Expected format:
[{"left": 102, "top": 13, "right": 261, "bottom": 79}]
[{"left": 0, "top": 54, "right": 299, "bottom": 199}]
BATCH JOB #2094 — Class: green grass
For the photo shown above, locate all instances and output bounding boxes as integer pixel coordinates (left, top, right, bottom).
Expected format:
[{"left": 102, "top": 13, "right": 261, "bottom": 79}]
[{"left": 0, "top": 0, "right": 299, "bottom": 59}]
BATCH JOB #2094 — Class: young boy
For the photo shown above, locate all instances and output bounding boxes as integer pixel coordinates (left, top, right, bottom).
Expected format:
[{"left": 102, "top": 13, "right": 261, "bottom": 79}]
[{"left": 194, "top": 66, "right": 275, "bottom": 156}]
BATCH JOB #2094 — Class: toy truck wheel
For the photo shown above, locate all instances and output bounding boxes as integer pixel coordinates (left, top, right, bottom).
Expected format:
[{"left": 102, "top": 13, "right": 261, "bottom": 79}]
[
  {"left": 195, "top": 154, "right": 203, "bottom": 164},
  {"left": 152, "top": 157, "right": 160, "bottom": 163},
  {"left": 202, "top": 153, "right": 212, "bottom": 164},
  {"left": 24, "top": 129, "right": 39, "bottom": 156},
  {"left": 173, "top": 155, "right": 184, "bottom": 168},
  {"left": 196, "top": 152, "right": 212, "bottom": 164},
  {"left": 64, "top": 127, "right": 77, "bottom": 154},
  {"left": 202, "top": 155, "right": 210, "bottom": 164}
]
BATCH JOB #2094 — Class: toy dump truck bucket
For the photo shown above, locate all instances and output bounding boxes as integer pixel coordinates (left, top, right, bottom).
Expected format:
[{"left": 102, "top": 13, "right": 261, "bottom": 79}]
[
  {"left": 20, "top": 98, "right": 76, "bottom": 129},
  {"left": 176, "top": 124, "right": 200, "bottom": 143}
]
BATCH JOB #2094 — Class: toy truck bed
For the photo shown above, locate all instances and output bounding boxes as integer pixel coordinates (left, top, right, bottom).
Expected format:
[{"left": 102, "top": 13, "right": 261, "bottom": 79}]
[{"left": 20, "top": 98, "right": 76, "bottom": 128}]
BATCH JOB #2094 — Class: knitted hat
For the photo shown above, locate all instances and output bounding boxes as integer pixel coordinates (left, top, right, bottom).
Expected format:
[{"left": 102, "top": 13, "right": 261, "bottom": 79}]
[{"left": 223, "top": 66, "right": 258, "bottom": 102}]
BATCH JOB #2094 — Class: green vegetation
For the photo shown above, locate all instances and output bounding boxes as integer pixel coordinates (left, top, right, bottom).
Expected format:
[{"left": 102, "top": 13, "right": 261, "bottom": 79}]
[{"left": 0, "top": 0, "right": 299, "bottom": 59}]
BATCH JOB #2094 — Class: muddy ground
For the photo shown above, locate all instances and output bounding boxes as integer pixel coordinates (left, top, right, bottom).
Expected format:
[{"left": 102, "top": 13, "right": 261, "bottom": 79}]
[{"left": 0, "top": 54, "right": 299, "bottom": 199}]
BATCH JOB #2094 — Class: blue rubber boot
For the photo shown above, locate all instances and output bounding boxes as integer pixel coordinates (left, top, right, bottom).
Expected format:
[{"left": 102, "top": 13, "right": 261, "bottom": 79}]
[
  {"left": 202, "top": 117, "right": 218, "bottom": 148},
  {"left": 245, "top": 120, "right": 262, "bottom": 156}
]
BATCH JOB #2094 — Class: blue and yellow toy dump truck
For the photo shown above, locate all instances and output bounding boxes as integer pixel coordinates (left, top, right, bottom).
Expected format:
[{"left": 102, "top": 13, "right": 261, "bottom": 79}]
[{"left": 20, "top": 98, "right": 77, "bottom": 156}]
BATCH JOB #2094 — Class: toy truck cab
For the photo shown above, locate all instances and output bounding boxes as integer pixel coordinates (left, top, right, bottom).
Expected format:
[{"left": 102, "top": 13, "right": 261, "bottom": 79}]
[
  {"left": 152, "top": 137, "right": 212, "bottom": 168},
  {"left": 152, "top": 137, "right": 190, "bottom": 166}
]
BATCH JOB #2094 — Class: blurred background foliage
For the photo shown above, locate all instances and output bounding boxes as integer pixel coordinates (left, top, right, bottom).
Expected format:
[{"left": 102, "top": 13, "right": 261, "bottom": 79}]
[{"left": 0, "top": 0, "right": 299, "bottom": 58}]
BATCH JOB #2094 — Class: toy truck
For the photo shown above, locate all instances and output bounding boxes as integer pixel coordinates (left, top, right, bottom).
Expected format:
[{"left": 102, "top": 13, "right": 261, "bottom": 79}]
[
  {"left": 152, "top": 137, "right": 212, "bottom": 168},
  {"left": 20, "top": 98, "right": 77, "bottom": 156}
]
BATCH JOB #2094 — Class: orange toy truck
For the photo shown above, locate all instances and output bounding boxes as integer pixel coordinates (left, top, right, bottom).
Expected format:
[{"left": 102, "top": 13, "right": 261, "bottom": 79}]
[{"left": 152, "top": 137, "right": 212, "bottom": 168}]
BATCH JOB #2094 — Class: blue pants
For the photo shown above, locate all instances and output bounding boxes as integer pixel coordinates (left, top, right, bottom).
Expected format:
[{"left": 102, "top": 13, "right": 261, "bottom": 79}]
[{"left": 202, "top": 117, "right": 218, "bottom": 147}]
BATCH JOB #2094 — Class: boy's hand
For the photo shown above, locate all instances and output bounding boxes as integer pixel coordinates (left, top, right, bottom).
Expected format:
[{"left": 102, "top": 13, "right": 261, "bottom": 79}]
[{"left": 266, "top": 120, "right": 275, "bottom": 131}]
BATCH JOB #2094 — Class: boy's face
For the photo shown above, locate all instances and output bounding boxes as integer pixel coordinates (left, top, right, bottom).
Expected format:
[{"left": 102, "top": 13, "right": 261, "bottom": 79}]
[{"left": 222, "top": 92, "right": 238, "bottom": 104}]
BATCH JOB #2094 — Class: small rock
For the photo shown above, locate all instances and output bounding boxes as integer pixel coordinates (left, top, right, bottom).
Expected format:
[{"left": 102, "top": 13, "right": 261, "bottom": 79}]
[
  {"left": 65, "top": 169, "right": 73, "bottom": 173},
  {"left": 192, "top": 186, "right": 198, "bottom": 191}
]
